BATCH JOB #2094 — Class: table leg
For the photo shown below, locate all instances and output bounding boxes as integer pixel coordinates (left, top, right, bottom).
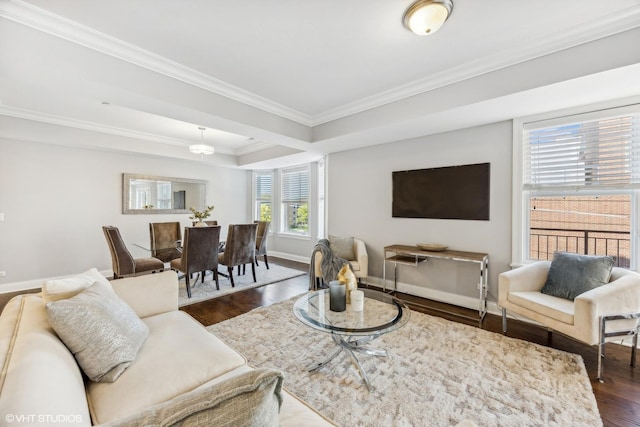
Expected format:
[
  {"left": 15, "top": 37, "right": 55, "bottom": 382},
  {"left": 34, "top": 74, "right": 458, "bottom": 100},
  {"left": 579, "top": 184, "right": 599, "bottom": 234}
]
[
  {"left": 307, "top": 333, "right": 387, "bottom": 391},
  {"left": 307, "top": 346, "right": 343, "bottom": 372}
]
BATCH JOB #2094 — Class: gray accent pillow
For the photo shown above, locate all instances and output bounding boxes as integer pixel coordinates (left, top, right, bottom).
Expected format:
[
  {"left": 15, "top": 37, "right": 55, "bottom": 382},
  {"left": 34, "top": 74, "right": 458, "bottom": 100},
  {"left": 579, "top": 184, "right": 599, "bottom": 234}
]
[
  {"left": 105, "top": 368, "right": 284, "bottom": 427},
  {"left": 541, "top": 252, "right": 615, "bottom": 300},
  {"left": 46, "top": 282, "right": 149, "bottom": 382},
  {"left": 329, "top": 235, "right": 355, "bottom": 260}
]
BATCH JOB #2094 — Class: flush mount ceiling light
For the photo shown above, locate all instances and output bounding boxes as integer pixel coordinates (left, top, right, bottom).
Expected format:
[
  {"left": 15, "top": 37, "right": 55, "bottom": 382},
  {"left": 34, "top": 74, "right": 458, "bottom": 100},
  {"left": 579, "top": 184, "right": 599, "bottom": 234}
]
[
  {"left": 189, "top": 127, "right": 215, "bottom": 156},
  {"left": 403, "top": 0, "right": 454, "bottom": 36}
]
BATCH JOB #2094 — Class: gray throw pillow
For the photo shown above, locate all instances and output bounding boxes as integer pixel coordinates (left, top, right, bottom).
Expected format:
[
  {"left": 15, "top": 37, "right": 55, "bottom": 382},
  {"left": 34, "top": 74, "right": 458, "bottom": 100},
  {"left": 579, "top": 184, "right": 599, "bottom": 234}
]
[
  {"left": 541, "top": 252, "right": 615, "bottom": 300},
  {"left": 46, "top": 282, "right": 149, "bottom": 382},
  {"left": 106, "top": 368, "right": 284, "bottom": 427},
  {"left": 329, "top": 235, "right": 355, "bottom": 260}
]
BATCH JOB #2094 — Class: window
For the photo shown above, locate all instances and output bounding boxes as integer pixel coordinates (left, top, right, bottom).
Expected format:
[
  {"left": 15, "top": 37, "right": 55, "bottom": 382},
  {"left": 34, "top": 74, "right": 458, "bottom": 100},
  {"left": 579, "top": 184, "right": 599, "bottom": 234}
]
[
  {"left": 514, "top": 104, "right": 640, "bottom": 268},
  {"left": 157, "top": 181, "right": 172, "bottom": 209},
  {"left": 317, "top": 159, "right": 325, "bottom": 238},
  {"left": 280, "top": 166, "right": 309, "bottom": 235},
  {"left": 254, "top": 171, "right": 273, "bottom": 222}
]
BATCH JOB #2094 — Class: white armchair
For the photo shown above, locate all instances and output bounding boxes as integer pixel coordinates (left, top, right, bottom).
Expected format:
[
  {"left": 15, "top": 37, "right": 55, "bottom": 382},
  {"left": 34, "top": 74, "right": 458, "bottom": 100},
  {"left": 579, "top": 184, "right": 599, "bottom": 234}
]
[
  {"left": 313, "top": 238, "right": 368, "bottom": 288},
  {"left": 499, "top": 261, "right": 640, "bottom": 381}
]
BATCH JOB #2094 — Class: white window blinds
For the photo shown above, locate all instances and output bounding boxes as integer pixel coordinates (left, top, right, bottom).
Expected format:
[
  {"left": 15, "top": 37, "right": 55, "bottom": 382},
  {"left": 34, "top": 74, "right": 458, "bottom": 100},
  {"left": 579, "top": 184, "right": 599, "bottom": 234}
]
[
  {"left": 523, "top": 109, "right": 640, "bottom": 191},
  {"left": 281, "top": 167, "right": 309, "bottom": 202},
  {"left": 255, "top": 172, "right": 273, "bottom": 201}
]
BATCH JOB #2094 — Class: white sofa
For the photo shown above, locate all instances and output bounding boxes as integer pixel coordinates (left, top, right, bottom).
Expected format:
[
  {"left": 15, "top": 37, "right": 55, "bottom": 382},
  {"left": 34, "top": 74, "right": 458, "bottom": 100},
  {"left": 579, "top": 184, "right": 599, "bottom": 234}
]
[{"left": 0, "top": 270, "right": 333, "bottom": 426}]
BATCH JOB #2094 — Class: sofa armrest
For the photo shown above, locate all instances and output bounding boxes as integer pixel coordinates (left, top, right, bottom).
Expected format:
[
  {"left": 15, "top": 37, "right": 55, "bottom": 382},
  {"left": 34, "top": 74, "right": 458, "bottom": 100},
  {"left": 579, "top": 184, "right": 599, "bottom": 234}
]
[
  {"left": 354, "top": 238, "right": 368, "bottom": 278},
  {"left": 574, "top": 272, "right": 640, "bottom": 344},
  {"left": 110, "top": 271, "right": 178, "bottom": 319},
  {"left": 498, "top": 261, "right": 551, "bottom": 305}
]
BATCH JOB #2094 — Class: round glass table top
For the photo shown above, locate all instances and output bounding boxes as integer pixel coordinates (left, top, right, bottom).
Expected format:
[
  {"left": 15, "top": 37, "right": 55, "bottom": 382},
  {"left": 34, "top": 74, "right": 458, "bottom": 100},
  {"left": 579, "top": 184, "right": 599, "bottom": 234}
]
[{"left": 293, "top": 288, "right": 410, "bottom": 336}]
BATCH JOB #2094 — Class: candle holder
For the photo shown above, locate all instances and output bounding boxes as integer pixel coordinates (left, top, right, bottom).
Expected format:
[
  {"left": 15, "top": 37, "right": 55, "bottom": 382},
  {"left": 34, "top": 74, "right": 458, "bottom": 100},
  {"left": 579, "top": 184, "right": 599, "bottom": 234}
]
[{"left": 329, "top": 280, "right": 346, "bottom": 312}]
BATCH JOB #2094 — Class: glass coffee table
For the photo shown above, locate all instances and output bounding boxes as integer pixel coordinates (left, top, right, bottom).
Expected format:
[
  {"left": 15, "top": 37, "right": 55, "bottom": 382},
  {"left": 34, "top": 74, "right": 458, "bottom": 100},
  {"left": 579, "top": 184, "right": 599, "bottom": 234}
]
[{"left": 293, "top": 288, "right": 410, "bottom": 390}]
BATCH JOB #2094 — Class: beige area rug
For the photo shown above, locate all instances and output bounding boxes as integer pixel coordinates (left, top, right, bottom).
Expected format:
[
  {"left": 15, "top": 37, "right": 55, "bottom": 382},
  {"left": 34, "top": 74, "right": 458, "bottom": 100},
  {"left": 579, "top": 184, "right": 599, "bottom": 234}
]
[
  {"left": 178, "top": 265, "right": 305, "bottom": 307},
  {"left": 207, "top": 296, "right": 602, "bottom": 427}
]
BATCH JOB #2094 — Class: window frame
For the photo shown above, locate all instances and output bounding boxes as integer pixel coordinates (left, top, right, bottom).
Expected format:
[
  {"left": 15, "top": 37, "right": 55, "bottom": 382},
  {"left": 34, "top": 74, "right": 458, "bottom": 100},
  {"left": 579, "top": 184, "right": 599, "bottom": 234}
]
[
  {"left": 317, "top": 158, "right": 326, "bottom": 239},
  {"left": 512, "top": 101, "right": 640, "bottom": 269},
  {"left": 252, "top": 170, "right": 274, "bottom": 227},
  {"left": 279, "top": 165, "right": 311, "bottom": 237}
]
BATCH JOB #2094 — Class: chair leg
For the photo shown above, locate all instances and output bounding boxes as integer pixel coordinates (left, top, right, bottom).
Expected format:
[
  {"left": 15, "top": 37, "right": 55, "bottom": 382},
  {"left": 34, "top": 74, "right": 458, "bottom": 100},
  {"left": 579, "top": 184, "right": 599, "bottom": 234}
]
[
  {"left": 242, "top": 264, "right": 246, "bottom": 275},
  {"left": 214, "top": 270, "right": 220, "bottom": 291},
  {"left": 598, "top": 316, "right": 606, "bottom": 382},
  {"left": 255, "top": 255, "right": 259, "bottom": 267},
  {"left": 251, "top": 261, "right": 256, "bottom": 282},
  {"left": 501, "top": 308, "right": 507, "bottom": 334},
  {"left": 263, "top": 254, "right": 269, "bottom": 269},
  {"left": 631, "top": 326, "right": 638, "bottom": 368},
  {"left": 228, "top": 266, "right": 235, "bottom": 287},
  {"left": 185, "top": 274, "right": 191, "bottom": 298}
]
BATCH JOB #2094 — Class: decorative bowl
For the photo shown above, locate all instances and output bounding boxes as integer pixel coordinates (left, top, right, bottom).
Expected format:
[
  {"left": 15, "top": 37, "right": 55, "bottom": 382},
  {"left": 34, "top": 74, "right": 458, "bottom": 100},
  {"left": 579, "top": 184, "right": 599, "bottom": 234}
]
[{"left": 416, "top": 243, "right": 448, "bottom": 252}]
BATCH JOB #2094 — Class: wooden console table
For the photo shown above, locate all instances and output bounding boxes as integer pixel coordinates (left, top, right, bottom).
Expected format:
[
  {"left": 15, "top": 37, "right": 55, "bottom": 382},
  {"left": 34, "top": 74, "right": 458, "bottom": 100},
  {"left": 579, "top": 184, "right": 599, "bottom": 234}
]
[{"left": 382, "top": 244, "right": 489, "bottom": 323}]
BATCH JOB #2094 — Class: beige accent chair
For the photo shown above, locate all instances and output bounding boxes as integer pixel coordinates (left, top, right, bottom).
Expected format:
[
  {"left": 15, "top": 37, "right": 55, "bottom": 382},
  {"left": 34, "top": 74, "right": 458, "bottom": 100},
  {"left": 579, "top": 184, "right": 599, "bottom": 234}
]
[
  {"left": 314, "top": 238, "right": 368, "bottom": 288},
  {"left": 499, "top": 261, "right": 640, "bottom": 380}
]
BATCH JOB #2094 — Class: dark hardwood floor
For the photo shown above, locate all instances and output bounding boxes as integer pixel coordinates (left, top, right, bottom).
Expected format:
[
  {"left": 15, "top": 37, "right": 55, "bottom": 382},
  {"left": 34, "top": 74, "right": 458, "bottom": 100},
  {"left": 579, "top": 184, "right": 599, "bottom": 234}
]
[{"left": 181, "top": 257, "right": 640, "bottom": 427}]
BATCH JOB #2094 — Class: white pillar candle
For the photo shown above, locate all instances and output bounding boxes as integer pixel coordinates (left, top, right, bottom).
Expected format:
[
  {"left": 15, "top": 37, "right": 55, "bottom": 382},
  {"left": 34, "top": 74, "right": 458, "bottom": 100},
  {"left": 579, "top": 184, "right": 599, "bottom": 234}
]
[{"left": 350, "top": 290, "right": 364, "bottom": 312}]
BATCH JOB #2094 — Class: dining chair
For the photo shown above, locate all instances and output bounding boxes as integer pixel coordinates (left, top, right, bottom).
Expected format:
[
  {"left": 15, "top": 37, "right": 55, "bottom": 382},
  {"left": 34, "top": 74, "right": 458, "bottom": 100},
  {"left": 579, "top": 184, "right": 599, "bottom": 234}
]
[
  {"left": 218, "top": 223, "right": 258, "bottom": 287},
  {"left": 149, "top": 221, "right": 182, "bottom": 263},
  {"left": 102, "top": 226, "right": 165, "bottom": 279},
  {"left": 254, "top": 220, "right": 271, "bottom": 269},
  {"left": 170, "top": 226, "right": 221, "bottom": 298}
]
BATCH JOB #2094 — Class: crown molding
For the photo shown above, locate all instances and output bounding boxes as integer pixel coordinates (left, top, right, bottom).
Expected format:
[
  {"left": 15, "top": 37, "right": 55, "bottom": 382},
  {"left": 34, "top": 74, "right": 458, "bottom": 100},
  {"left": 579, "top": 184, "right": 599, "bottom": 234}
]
[
  {"left": 312, "top": 5, "right": 640, "bottom": 125},
  {"left": 0, "top": 105, "right": 235, "bottom": 152},
  {"left": 0, "top": 0, "right": 313, "bottom": 126},
  {"left": 0, "top": 105, "right": 281, "bottom": 156},
  {"left": 2, "top": 0, "right": 639, "bottom": 128},
  {"left": 234, "top": 140, "right": 276, "bottom": 156}
]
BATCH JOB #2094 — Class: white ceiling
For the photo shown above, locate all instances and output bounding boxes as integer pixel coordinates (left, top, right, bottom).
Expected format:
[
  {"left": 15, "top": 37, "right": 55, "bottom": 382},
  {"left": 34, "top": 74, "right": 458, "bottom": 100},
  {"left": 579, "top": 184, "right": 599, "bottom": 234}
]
[{"left": 1, "top": 0, "right": 640, "bottom": 168}]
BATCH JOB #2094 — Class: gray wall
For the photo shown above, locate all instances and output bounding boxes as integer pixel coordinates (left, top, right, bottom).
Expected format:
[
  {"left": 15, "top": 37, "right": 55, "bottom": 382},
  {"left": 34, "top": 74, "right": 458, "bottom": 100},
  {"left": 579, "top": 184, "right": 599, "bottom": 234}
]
[
  {"left": 327, "top": 121, "right": 512, "bottom": 309},
  {"left": 0, "top": 138, "right": 248, "bottom": 289}
]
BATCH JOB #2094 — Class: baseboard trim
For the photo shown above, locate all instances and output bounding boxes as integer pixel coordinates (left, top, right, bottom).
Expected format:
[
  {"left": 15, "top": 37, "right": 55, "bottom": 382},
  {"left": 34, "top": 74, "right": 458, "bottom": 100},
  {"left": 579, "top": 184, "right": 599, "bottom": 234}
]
[{"left": 269, "top": 251, "right": 311, "bottom": 265}]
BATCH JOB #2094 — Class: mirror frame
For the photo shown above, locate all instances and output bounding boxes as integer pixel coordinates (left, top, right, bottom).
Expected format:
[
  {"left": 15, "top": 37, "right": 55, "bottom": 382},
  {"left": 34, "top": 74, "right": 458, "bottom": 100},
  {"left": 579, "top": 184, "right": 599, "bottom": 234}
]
[{"left": 122, "top": 173, "right": 208, "bottom": 214}]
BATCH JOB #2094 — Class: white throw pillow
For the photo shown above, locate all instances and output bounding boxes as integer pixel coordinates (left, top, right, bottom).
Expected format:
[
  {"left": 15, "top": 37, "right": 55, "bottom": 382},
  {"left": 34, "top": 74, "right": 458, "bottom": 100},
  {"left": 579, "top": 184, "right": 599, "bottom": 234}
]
[
  {"left": 42, "top": 268, "right": 112, "bottom": 304},
  {"left": 45, "top": 282, "right": 149, "bottom": 383}
]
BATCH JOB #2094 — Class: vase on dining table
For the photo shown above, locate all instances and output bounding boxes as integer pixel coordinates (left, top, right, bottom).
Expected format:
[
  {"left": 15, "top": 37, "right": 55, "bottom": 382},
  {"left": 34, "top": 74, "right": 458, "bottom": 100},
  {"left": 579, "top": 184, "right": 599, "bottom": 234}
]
[{"left": 194, "top": 220, "right": 207, "bottom": 227}]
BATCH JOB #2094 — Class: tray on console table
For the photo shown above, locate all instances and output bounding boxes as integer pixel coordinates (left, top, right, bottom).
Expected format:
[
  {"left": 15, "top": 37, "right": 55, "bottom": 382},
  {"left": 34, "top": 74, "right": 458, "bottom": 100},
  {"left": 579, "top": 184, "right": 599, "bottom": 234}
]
[{"left": 382, "top": 244, "right": 489, "bottom": 323}]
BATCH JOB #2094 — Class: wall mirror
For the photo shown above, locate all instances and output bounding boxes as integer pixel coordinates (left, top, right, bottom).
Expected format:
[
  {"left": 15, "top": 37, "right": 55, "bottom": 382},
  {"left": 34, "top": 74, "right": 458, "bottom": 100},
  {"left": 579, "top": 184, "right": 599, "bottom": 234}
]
[{"left": 122, "top": 173, "right": 207, "bottom": 214}]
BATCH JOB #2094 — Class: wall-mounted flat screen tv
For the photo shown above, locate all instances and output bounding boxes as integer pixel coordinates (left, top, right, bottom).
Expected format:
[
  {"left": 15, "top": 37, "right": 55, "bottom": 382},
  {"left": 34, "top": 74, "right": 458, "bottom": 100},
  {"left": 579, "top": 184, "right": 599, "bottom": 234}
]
[{"left": 392, "top": 163, "right": 490, "bottom": 220}]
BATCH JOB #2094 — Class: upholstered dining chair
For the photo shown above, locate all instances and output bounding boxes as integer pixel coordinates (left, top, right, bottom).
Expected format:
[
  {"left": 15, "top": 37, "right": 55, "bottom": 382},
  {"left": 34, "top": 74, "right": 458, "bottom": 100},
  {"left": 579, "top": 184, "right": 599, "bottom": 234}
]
[
  {"left": 254, "top": 220, "right": 271, "bottom": 269},
  {"left": 170, "top": 226, "right": 221, "bottom": 298},
  {"left": 149, "top": 221, "right": 182, "bottom": 263},
  {"left": 102, "top": 226, "right": 165, "bottom": 279},
  {"left": 218, "top": 223, "right": 258, "bottom": 288}
]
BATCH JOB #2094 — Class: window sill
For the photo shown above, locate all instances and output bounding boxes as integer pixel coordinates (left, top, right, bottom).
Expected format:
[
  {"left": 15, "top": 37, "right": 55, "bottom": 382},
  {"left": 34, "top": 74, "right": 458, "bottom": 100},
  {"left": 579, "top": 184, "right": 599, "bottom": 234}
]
[{"left": 277, "top": 233, "right": 311, "bottom": 241}]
